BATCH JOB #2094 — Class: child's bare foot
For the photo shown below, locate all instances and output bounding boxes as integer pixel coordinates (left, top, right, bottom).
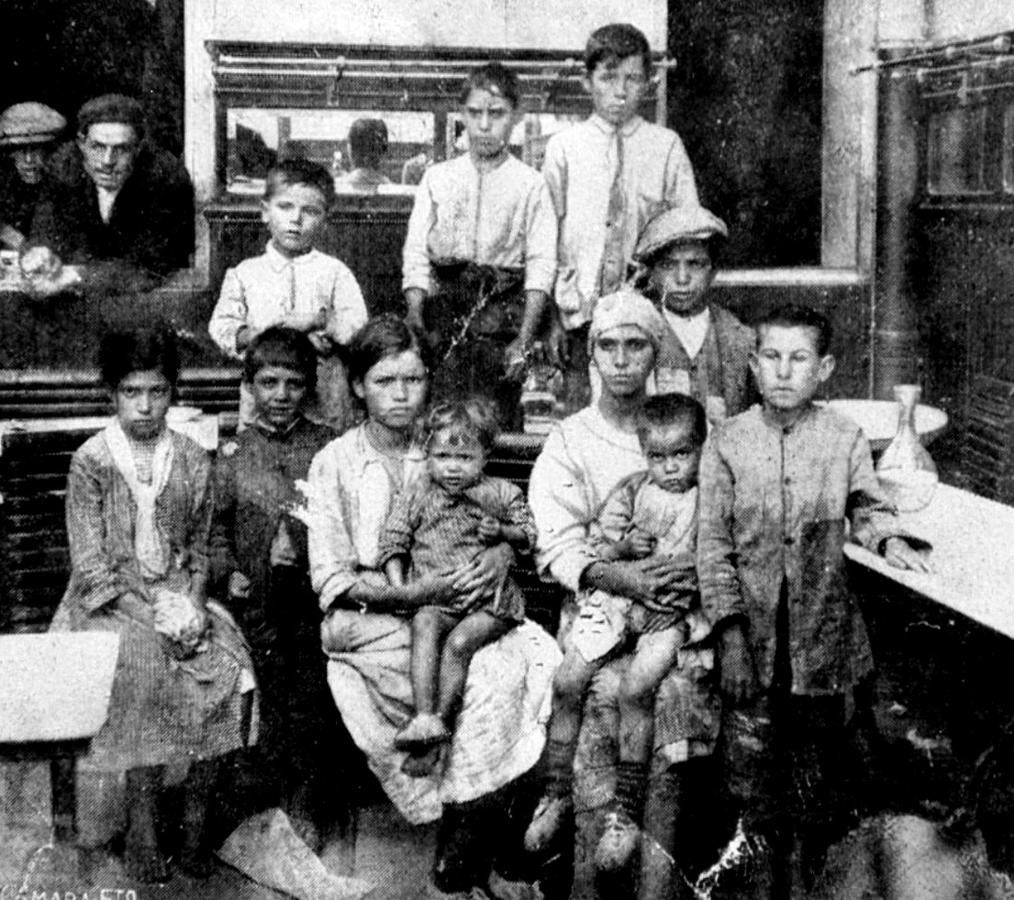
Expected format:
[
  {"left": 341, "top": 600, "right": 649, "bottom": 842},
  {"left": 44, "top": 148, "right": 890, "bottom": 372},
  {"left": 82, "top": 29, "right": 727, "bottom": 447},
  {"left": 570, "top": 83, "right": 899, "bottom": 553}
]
[
  {"left": 394, "top": 713, "right": 450, "bottom": 750},
  {"left": 594, "top": 808, "right": 641, "bottom": 871},
  {"left": 523, "top": 793, "right": 572, "bottom": 852},
  {"left": 401, "top": 744, "right": 444, "bottom": 777}
]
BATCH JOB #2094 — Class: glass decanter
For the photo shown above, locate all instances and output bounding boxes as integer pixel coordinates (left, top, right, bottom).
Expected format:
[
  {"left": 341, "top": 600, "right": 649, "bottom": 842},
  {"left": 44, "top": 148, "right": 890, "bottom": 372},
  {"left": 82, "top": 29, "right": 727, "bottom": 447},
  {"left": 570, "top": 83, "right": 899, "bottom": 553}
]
[
  {"left": 521, "top": 342, "right": 563, "bottom": 434},
  {"left": 875, "top": 384, "right": 939, "bottom": 512}
]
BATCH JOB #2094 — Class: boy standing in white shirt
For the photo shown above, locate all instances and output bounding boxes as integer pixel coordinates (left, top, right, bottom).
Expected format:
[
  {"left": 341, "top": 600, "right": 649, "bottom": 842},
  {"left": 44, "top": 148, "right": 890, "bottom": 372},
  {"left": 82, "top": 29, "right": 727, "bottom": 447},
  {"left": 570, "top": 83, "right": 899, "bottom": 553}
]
[
  {"left": 209, "top": 158, "right": 367, "bottom": 432},
  {"left": 402, "top": 62, "right": 556, "bottom": 430},
  {"left": 542, "top": 23, "right": 700, "bottom": 410}
]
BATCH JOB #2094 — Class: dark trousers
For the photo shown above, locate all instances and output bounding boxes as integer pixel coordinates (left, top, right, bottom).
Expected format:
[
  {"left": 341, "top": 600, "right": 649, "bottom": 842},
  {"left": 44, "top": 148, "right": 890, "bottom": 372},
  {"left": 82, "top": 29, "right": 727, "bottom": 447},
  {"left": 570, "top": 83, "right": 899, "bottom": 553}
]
[
  {"left": 717, "top": 584, "right": 863, "bottom": 897},
  {"left": 245, "top": 567, "right": 357, "bottom": 828},
  {"left": 427, "top": 262, "right": 527, "bottom": 431},
  {"left": 560, "top": 323, "right": 592, "bottom": 415}
]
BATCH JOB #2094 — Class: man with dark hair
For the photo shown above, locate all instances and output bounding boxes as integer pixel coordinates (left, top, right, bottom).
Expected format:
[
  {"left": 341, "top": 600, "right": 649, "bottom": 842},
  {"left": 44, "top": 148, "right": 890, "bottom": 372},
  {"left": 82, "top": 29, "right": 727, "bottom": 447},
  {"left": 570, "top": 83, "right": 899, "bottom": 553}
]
[{"left": 23, "top": 92, "right": 194, "bottom": 282}]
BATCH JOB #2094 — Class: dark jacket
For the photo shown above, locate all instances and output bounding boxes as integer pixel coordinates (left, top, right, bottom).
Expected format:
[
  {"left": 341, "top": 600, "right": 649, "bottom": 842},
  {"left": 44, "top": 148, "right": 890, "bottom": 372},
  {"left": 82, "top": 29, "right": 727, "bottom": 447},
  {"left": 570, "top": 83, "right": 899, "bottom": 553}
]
[
  {"left": 656, "top": 302, "right": 758, "bottom": 419},
  {"left": 30, "top": 141, "right": 194, "bottom": 275},
  {"left": 210, "top": 417, "right": 335, "bottom": 648}
]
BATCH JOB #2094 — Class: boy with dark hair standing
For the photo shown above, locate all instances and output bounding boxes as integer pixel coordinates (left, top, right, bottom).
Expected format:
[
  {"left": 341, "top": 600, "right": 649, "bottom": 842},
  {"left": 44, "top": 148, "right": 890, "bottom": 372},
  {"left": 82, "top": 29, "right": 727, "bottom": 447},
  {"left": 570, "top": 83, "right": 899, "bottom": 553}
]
[
  {"left": 542, "top": 23, "right": 700, "bottom": 409},
  {"left": 698, "top": 304, "right": 931, "bottom": 896},
  {"left": 210, "top": 157, "right": 367, "bottom": 432},
  {"left": 402, "top": 62, "right": 556, "bottom": 429},
  {"left": 210, "top": 326, "right": 343, "bottom": 848}
]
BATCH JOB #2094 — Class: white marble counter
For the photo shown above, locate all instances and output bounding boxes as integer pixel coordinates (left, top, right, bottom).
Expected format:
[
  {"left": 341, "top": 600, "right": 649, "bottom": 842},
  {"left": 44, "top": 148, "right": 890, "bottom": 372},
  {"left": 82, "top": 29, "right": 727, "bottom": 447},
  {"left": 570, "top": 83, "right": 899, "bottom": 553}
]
[{"left": 845, "top": 483, "right": 1014, "bottom": 639}]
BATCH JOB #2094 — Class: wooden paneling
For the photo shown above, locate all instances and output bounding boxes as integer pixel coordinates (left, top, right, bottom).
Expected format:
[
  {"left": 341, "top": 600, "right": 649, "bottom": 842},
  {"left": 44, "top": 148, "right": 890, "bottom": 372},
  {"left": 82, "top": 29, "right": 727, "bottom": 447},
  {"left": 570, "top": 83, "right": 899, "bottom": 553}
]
[{"left": 913, "top": 204, "right": 1014, "bottom": 483}]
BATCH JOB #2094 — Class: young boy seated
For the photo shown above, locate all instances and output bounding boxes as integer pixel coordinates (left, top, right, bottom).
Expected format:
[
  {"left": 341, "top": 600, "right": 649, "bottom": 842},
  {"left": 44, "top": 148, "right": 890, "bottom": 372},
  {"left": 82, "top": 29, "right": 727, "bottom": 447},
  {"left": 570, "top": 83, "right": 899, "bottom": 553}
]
[
  {"left": 376, "top": 399, "right": 538, "bottom": 776},
  {"left": 210, "top": 326, "right": 344, "bottom": 848},
  {"left": 209, "top": 157, "right": 367, "bottom": 432},
  {"left": 541, "top": 23, "right": 699, "bottom": 411},
  {"left": 698, "top": 304, "right": 932, "bottom": 893},
  {"left": 525, "top": 392, "right": 711, "bottom": 872}
]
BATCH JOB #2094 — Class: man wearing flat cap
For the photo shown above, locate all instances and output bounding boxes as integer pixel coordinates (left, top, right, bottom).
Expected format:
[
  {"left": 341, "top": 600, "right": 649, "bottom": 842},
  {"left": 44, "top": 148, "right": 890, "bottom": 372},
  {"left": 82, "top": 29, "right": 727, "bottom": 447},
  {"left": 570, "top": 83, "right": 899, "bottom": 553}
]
[
  {"left": 0, "top": 102, "right": 67, "bottom": 251},
  {"left": 634, "top": 204, "right": 756, "bottom": 422},
  {"left": 24, "top": 93, "right": 194, "bottom": 283}
]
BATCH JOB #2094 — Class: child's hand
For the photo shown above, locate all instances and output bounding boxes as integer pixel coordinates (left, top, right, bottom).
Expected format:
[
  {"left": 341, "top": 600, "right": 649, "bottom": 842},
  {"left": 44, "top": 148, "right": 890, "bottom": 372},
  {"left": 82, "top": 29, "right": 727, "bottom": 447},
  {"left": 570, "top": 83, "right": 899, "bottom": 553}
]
[
  {"left": 718, "top": 624, "right": 757, "bottom": 705},
  {"left": 883, "top": 536, "right": 934, "bottom": 574},
  {"left": 478, "top": 514, "right": 502, "bottom": 544},
  {"left": 622, "top": 529, "right": 656, "bottom": 559},
  {"left": 269, "top": 522, "right": 298, "bottom": 568},
  {"left": 228, "top": 571, "right": 252, "bottom": 601},
  {"left": 307, "top": 330, "right": 334, "bottom": 354},
  {"left": 20, "top": 245, "right": 62, "bottom": 281},
  {"left": 503, "top": 338, "right": 528, "bottom": 382}
]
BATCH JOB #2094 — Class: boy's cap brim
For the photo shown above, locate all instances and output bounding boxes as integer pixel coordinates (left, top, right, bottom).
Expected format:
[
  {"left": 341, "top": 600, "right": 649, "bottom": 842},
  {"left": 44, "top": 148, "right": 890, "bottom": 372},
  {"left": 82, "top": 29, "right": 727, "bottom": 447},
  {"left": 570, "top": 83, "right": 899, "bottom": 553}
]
[
  {"left": 0, "top": 102, "right": 66, "bottom": 146},
  {"left": 634, "top": 205, "right": 729, "bottom": 262}
]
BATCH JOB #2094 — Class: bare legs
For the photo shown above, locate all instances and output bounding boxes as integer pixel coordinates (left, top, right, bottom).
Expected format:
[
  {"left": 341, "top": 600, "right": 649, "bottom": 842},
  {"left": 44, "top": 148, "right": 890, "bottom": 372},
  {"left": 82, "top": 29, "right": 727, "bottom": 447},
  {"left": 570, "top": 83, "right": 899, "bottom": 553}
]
[
  {"left": 617, "top": 628, "right": 683, "bottom": 766},
  {"left": 398, "top": 606, "right": 515, "bottom": 775}
]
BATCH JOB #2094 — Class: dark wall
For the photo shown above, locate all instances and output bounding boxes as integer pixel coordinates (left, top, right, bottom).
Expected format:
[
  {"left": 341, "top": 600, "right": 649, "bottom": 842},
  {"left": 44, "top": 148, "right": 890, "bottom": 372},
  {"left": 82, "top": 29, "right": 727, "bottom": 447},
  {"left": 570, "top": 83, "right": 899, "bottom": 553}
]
[
  {"left": 0, "top": 0, "right": 184, "bottom": 153},
  {"left": 668, "top": 0, "right": 824, "bottom": 267},
  {"left": 712, "top": 280, "right": 871, "bottom": 400}
]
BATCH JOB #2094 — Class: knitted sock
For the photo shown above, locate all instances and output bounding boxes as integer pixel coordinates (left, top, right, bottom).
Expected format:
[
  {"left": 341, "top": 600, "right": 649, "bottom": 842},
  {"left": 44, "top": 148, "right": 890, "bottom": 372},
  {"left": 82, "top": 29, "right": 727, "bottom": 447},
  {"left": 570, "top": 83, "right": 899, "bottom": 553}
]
[
  {"left": 544, "top": 738, "right": 576, "bottom": 797},
  {"left": 615, "top": 761, "right": 648, "bottom": 824}
]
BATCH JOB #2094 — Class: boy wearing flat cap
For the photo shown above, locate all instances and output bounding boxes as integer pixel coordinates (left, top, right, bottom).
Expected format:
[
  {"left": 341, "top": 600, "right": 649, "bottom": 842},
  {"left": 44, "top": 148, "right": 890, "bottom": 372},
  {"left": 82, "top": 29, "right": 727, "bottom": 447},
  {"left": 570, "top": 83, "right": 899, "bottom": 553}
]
[
  {"left": 635, "top": 205, "right": 756, "bottom": 424},
  {"left": 0, "top": 102, "right": 66, "bottom": 251},
  {"left": 24, "top": 93, "right": 194, "bottom": 284}
]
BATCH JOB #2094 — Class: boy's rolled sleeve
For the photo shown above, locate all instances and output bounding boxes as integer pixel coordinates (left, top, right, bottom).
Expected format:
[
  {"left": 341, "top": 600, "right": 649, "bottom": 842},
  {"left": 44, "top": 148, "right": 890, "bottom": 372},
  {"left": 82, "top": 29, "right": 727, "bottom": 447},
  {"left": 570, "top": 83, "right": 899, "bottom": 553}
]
[
  {"left": 327, "top": 266, "right": 369, "bottom": 346},
  {"left": 697, "top": 433, "right": 748, "bottom": 629},
  {"left": 662, "top": 134, "right": 701, "bottom": 211},
  {"left": 401, "top": 172, "right": 435, "bottom": 295},
  {"left": 522, "top": 179, "right": 558, "bottom": 296},
  {"left": 208, "top": 267, "right": 248, "bottom": 358}
]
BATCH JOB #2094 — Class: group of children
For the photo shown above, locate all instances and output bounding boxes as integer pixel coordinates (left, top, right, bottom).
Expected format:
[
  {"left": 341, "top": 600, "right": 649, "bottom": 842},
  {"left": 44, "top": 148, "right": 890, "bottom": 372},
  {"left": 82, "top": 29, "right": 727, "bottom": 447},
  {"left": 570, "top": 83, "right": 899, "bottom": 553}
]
[
  {"left": 199, "top": 19, "right": 936, "bottom": 895},
  {"left": 209, "top": 22, "right": 698, "bottom": 433}
]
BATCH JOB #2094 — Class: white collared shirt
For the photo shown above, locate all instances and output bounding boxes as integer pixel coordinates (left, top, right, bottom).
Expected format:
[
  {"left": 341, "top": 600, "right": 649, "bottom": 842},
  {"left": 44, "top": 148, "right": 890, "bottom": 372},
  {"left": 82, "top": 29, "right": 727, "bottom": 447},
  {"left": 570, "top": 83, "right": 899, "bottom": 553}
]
[
  {"left": 664, "top": 307, "right": 711, "bottom": 360},
  {"left": 96, "top": 186, "right": 121, "bottom": 223},
  {"left": 209, "top": 242, "right": 367, "bottom": 358},
  {"left": 401, "top": 152, "right": 557, "bottom": 295},
  {"left": 541, "top": 114, "right": 699, "bottom": 330}
]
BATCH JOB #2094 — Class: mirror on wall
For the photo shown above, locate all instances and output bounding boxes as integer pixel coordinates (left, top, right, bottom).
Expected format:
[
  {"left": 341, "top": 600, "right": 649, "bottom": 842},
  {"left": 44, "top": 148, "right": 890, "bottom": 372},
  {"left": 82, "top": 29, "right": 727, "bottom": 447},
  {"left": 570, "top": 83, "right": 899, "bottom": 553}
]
[{"left": 226, "top": 108, "right": 435, "bottom": 194}]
